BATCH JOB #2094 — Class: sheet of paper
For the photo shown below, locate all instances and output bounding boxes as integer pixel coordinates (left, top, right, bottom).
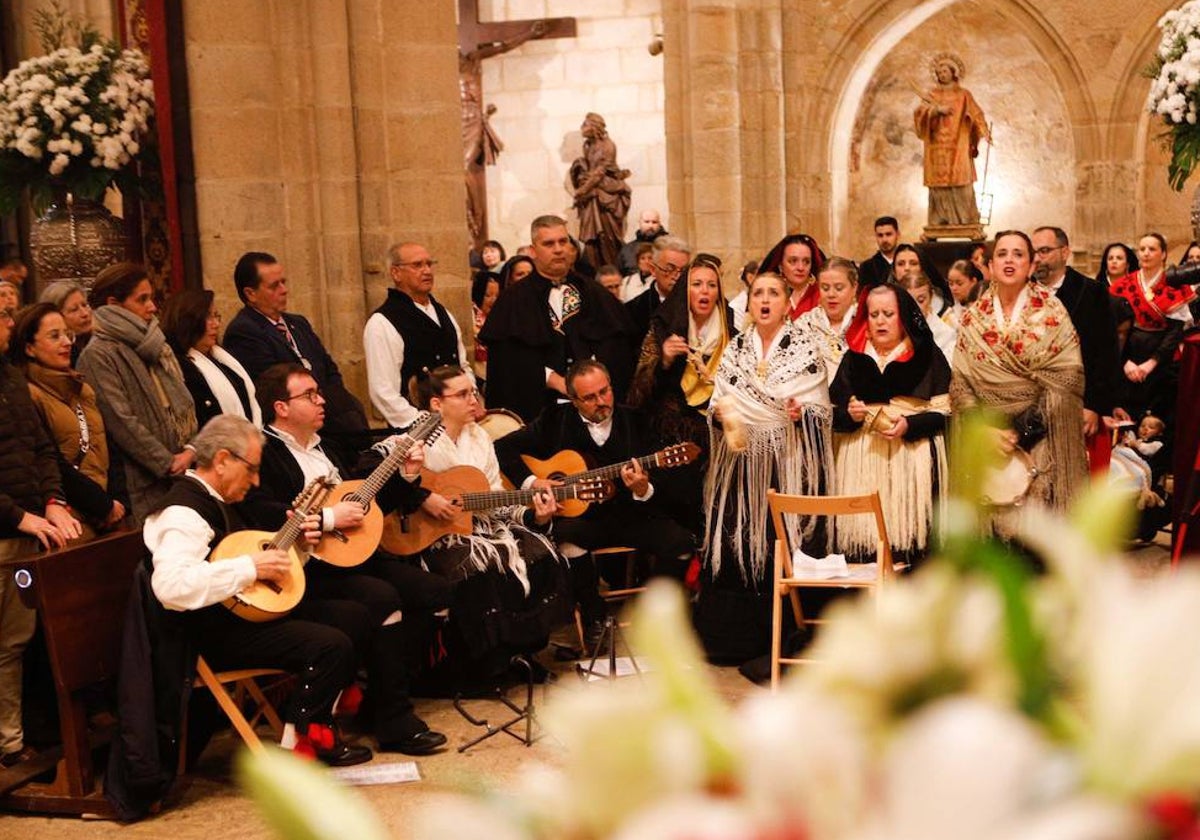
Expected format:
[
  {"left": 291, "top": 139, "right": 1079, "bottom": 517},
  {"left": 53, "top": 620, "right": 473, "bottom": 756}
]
[
  {"left": 581, "top": 656, "right": 652, "bottom": 681},
  {"left": 330, "top": 761, "right": 421, "bottom": 785}
]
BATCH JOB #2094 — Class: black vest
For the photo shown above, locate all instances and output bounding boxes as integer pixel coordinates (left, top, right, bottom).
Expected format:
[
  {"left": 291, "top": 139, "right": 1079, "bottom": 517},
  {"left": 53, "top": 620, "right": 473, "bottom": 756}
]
[
  {"left": 153, "top": 475, "right": 246, "bottom": 553},
  {"left": 374, "top": 289, "right": 460, "bottom": 392}
]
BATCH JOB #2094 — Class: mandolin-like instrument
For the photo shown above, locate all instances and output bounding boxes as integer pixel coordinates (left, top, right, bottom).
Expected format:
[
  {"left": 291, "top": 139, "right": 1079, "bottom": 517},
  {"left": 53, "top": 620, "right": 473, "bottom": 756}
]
[
  {"left": 209, "top": 477, "right": 333, "bottom": 622},
  {"left": 507, "top": 442, "right": 701, "bottom": 518},
  {"left": 314, "top": 411, "right": 444, "bottom": 567},
  {"left": 379, "top": 464, "right": 615, "bottom": 555}
]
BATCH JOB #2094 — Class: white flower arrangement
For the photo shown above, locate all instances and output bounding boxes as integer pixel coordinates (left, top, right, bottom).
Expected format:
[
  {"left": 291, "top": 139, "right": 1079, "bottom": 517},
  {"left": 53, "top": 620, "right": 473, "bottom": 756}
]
[
  {"left": 1147, "top": 1, "right": 1200, "bottom": 189},
  {"left": 0, "top": 31, "right": 154, "bottom": 214}
]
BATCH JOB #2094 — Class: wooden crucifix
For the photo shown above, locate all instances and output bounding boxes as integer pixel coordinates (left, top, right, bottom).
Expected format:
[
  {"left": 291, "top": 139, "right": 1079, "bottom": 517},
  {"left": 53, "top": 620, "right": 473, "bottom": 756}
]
[{"left": 458, "top": 0, "right": 576, "bottom": 250}]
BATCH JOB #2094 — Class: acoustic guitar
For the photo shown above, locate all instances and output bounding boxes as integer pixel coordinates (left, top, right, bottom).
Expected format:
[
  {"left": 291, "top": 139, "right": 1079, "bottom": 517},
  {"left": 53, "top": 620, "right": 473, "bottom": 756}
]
[
  {"left": 379, "top": 465, "right": 615, "bottom": 555},
  {"left": 314, "top": 411, "right": 444, "bottom": 568},
  {"left": 209, "top": 477, "right": 333, "bottom": 622},
  {"left": 511, "top": 441, "right": 701, "bottom": 518}
]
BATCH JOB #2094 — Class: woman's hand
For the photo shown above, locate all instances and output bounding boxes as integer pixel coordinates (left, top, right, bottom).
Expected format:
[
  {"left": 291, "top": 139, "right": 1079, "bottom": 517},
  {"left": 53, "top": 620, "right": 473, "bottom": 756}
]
[
  {"left": 531, "top": 487, "right": 558, "bottom": 525},
  {"left": 103, "top": 500, "right": 127, "bottom": 528},
  {"left": 421, "top": 492, "right": 460, "bottom": 521},
  {"left": 785, "top": 396, "right": 805, "bottom": 422},
  {"left": 1138, "top": 358, "right": 1158, "bottom": 379},
  {"left": 878, "top": 416, "right": 908, "bottom": 440},
  {"left": 994, "top": 427, "right": 1019, "bottom": 455},
  {"left": 847, "top": 396, "right": 868, "bottom": 422},
  {"left": 402, "top": 442, "right": 425, "bottom": 479},
  {"left": 661, "top": 334, "right": 689, "bottom": 367},
  {"left": 168, "top": 449, "right": 195, "bottom": 475},
  {"left": 19, "top": 511, "right": 69, "bottom": 549},
  {"left": 1123, "top": 359, "right": 1142, "bottom": 383}
]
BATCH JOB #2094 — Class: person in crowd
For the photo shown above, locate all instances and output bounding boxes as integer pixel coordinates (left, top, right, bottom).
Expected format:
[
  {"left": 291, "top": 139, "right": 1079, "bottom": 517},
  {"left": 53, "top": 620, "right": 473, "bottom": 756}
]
[
  {"left": 407, "top": 365, "right": 570, "bottom": 678},
  {"left": 695, "top": 271, "right": 833, "bottom": 664},
  {"left": 40, "top": 280, "right": 94, "bottom": 364},
  {"left": 470, "top": 266, "right": 503, "bottom": 385},
  {"left": 1031, "top": 226, "right": 1123, "bottom": 470},
  {"left": 757, "top": 233, "right": 825, "bottom": 320},
  {"left": 143, "top": 415, "right": 371, "bottom": 765},
  {"left": 620, "top": 242, "right": 655, "bottom": 302},
  {"left": 899, "top": 271, "right": 958, "bottom": 361},
  {"left": 1108, "top": 233, "right": 1194, "bottom": 423},
  {"left": 858, "top": 215, "right": 901, "bottom": 289},
  {"left": 888, "top": 243, "right": 951, "bottom": 312},
  {"left": 223, "top": 252, "right": 368, "bottom": 456},
  {"left": 481, "top": 215, "right": 636, "bottom": 422},
  {"left": 499, "top": 254, "right": 535, "bottom": 287},
  {"left": 363, "top": 242, "right": 473, "bottom": 431},
  {"left": 627, "top": 254, "right": 734, "bottom": 533},
  {"left": 942, "top": 258, "right": 984, "bottom": 331},
  {"left": 830, "top": 283, "right": 950, "bottom": 567},
  {"left": 0, "top": 259, "right": 27, "bottom": 290},
  {"left": 950, "top": 230, "right": 1087, "bottom": 537},
  {"left": 618, "top": 208, "right": 667, "bottom": 277},
  {"left": 1183, "top": 241, "right": 1200, "bottom": 265},
  {"left": 1110, "top": 414, "right": 1171, "bottom": 539},
  {"left": 0, "top": 303, "right": 82, "bottom": 770},
  {"left": 496, "top": 360, "right": 697, "bottom": 647},
  {"left": 77, "top": 263, "right": 197, "bottom": 524},
  {"left": 0, "top": 281, "right": 18, "bottom": 313},
  {"left": 161, "top": 289, "right": 261, "bottom": 429},
  {"left": 795, "top": 257, "right": 859, "bottom": 383},
  {"left": 1094, "top": 242, "right": 1138, "bottom": 287},
  {"left": 727, "top": 260, "right": 758, "bottom": 333},
  {"left": 478, "top": 240, "right": 506, "bottom": 280},
  {"left": 596, "top": 264, "right": 623, "bottom": 299},
  {"left": 970, "top": 242, "right": 992, "bottom": 284},
  {"left": 235, "top": 364, "right": 448, "bottom": 755},
  {"left": 9, "top": 304, "right": 127, "bottom": 536},
  {"left": 626, "top": 235, "right": 692, "bottom": 342}
]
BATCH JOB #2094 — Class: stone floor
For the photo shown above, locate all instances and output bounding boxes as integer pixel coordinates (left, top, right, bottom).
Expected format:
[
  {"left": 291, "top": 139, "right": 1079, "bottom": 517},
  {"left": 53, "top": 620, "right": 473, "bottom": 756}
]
[{"left": 0, "top": 536, "right": 1171, "bottom": 840}]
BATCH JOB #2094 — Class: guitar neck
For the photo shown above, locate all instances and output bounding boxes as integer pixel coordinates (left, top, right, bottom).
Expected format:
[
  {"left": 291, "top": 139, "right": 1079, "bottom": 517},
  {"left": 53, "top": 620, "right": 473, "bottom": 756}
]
[
  {"left": 352, "top": 414, "right": 441, "bottom": 504},
  {"left": 269, "top": 513, "right": 306, "bottom": 552},
  {"left": 458, "top": 483, "right": 582, "bottom": 512},
  {"left": 571, "top": 454, "right": 657, "bottom": 484}
]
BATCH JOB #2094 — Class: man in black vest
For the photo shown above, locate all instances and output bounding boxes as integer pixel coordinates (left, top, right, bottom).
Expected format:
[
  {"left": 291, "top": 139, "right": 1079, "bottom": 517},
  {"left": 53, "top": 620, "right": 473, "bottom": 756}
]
[
  {"left": 142, "top": 415, "right": 371, "bottom": 765},
  {"left": 364, "top": 242, "right": 472, "bottom": 430},
  {"left": 1031, "top": 226, "right": 1125, "bottom": 469}
]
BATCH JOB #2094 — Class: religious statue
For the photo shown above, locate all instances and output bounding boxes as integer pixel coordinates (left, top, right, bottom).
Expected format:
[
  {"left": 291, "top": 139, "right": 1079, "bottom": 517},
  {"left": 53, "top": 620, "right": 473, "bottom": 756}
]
[
  {"left": 569, "top": 113, "right": 632, "bottom": 269},
  {"left": 460, "top": 20, "right": 547, "bottom": 248},
  {"left": 913, "top": 52, "right": 992, "bottom": 240}
]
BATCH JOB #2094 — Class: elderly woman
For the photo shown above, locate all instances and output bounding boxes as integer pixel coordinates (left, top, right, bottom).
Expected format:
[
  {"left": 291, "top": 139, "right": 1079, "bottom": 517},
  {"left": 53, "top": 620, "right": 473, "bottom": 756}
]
[
  {"left": 795, "top": 257, "right": 858, "bottom": 383},
  {"left": 951, "top": 230, "right": 1087, "bottom": 536},
  {"left": 831, "top": 284, "right": 950, "bottom": 566},
  {"left": 628, "top": 253, "right": 733, "bottom": 532},
  {"left": 9, "top": 303, "right": 127, "bottom": 535},
  {"left": 757, "top": 233, "right": 825, "bottom": 321},
  {"left": 77, "top": 263, "right": 198, "bottom": 523},
  {"left": 161, "top": 288, "right": 261, "bottom": 428},
  {"left": 1108, "top": 233, "right": 1194, "bottom": 423},
  {"left": 696, "top": 271, "right": 833, "bottom": 663},
  {"left": 39, "top": 281, "right": 94, "bottom": 364}
]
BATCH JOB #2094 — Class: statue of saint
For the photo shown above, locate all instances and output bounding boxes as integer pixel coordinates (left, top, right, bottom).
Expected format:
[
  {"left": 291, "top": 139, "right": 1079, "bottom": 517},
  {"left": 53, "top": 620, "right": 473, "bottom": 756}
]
[
  {"left": 913, "top": 53, "right": 991, "bottom": 237},
  {"left": 569, "top": 113, "right": 632, "bottom": 269}
]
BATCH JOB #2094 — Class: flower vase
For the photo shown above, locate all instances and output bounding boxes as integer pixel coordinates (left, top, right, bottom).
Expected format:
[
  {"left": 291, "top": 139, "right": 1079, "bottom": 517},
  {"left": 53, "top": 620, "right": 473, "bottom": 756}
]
[{"left": 29, "top": 192, "right": 132, "bottom": 293}]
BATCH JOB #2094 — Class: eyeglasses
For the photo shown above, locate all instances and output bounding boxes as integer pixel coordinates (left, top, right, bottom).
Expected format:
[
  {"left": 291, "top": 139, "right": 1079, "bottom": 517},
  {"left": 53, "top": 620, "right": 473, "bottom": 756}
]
[
  {"left": 286, "top": 388, "right": 325, "bottom": 404},
  {"left": 442, "top": 387, "right": 479, "bottom": 401},
  {"left": 206, "top": 311, "right": 222, "bottom": 323},
  {"left": 397, "top": 260, "right": 438, "bottom": 270},
  {"left": 572, "top": 384, "right": 612, "bottom": 406},
  {"left": 39, "top": 328, "right": 76, "bottom": 344},
  {"left": 654, "top": 262, "right": 685, "bottom": 278},
  {"left": 228, "top": 451, "right": 261, "bottom": 475},
  {"left": 1032, "top": 247, "right": 1062, "bottom": 257}
]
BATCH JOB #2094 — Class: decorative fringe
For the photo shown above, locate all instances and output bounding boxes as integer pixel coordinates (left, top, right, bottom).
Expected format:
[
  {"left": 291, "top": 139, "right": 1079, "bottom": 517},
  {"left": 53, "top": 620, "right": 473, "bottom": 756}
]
[{"left": 430, "top": 512, "right": 560, "bottom": 596}]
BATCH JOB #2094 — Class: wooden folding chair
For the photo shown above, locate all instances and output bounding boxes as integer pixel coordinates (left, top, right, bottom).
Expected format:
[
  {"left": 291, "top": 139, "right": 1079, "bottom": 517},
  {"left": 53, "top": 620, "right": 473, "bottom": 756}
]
[
  {"left": 766, "top": 489, "right": 900, "bottom": 689},
  {"left": 178, "top": 657, "right": 291, "bottom": 772}
]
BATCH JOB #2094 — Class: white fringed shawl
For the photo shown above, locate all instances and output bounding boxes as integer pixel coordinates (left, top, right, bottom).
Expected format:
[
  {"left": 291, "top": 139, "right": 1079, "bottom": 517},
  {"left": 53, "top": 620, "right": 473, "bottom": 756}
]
[{"left": 187, "top": 346, "right": 263, "bottom": 426}]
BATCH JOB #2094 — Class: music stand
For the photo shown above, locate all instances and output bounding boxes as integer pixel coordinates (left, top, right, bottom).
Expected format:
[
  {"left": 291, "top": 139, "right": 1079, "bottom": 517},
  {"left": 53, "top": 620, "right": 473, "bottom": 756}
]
[
  {"left": 575, "top": 614, "right": 643, "bottom": 682},
  {"left": 452, "top": 655, "right": 543, "bottom": 752}
]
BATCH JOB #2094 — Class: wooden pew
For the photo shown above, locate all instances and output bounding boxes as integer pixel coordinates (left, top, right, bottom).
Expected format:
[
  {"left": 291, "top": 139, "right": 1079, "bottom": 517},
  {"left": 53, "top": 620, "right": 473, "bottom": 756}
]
[{"left": 0, "top": 529, "right": 144, "bottom": 817}]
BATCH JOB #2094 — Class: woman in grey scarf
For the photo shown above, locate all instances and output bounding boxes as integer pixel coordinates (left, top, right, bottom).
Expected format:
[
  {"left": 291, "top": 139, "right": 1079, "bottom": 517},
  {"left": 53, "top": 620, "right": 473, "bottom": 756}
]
[{"left": 77, "top": 263, "right": 198, "bottom": 523}]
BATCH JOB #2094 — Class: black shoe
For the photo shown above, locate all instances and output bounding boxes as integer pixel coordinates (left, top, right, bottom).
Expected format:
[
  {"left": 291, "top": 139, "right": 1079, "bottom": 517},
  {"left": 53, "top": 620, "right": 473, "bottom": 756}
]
[
  {"left": 379, "top": 729, "right": 448, "bottom": 756},
  {"left": 314, "top": 741, "right": 373, "bottom": 767}
]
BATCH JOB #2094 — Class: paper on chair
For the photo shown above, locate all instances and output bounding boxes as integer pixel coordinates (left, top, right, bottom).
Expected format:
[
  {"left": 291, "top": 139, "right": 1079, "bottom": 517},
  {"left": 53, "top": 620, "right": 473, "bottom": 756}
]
[
  {"left": 791, "top": 549, "right": 850, "bottom": 580},
  {"left": 331, "top": 761, "right": 421, "bottom": 785}
]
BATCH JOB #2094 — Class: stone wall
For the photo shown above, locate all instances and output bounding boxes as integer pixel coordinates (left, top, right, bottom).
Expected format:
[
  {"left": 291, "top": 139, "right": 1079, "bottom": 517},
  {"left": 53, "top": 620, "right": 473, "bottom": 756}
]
[{"left": 475, "top": 0, "right": 668, "bottom": 255}]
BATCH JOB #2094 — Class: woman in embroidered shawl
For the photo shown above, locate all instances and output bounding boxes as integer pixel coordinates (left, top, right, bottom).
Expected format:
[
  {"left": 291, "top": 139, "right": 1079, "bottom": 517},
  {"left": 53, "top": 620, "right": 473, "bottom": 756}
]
[
  {"left": 409, "top": 365, "right": 571, "bottom": 675},
  {"left": 795, "top": 257, "right": 859, "bottom": 383},
  {"left": 831, "top": 284, "right": 950, "bottom": 567},
  {"left": 1108, "top": 233, "right": 1194, "bottom": 423},
  {"left": 628, "top": 253, "right": 733, "bottom": 533},
  {"left": 77, "top": 263, "right": 197, "bottom": 524},
  {"left": 695, "top": 271, "right": 833, "bottom": 664},
  {"left": 950, "top": 230, "right": 1086, "bottom": 537}
]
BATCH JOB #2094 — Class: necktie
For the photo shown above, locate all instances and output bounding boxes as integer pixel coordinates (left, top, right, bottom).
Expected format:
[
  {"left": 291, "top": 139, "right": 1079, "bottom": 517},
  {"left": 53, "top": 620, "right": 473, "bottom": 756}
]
[{"left": 274, "top": 319, "right": 310, "bottom": 369}]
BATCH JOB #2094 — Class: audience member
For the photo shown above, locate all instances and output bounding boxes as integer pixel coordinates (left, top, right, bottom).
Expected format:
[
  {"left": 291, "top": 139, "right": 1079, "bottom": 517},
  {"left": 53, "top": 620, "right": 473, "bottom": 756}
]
[
  {"left": 858, "top": 215, "right": 901, "bottom": 289},
  {"left": 596, "top": 264, "right": 623, "bottom": 299},
  {"left": 626, "top": 235, "right": 691, "bottom": 342},
  {"left": 618, "top": 209, "right": 667, "bottom": 276},
  {"left": 620, "top": 241, "right": 654, "bottom": 302},
  {"left": 40, "top": 280, "right": 94, "bottom": 364}
]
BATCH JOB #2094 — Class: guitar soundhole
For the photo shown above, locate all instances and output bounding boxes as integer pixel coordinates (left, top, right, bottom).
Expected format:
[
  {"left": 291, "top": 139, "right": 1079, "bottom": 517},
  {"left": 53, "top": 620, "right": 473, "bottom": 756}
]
[{"left": 263, "top": 580, "right": 282, "bottom": 594}]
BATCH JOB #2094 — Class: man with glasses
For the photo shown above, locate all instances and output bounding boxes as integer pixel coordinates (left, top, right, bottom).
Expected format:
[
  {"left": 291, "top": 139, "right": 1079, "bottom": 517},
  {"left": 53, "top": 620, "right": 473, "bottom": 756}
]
[
  {"left": 1031, "top": 226, "right": 1123, "bottom": 468},
  {"left": 626, "top": 234, "right": 692, "bottom": 343},
  {"left": 238, "top": 363, "right": 449, "bottom": 756},
  {"left": 364, "top": 242, "right": 473, "bottom": 430},
  {"left": 495, "top": 359, "right": 696, "bottom": 646},
  {"left": 224, "top": 251, "right": 368, "bottom": 461},
  {"left": 481, "top": 214, "right": 636, "bottom": 422}
]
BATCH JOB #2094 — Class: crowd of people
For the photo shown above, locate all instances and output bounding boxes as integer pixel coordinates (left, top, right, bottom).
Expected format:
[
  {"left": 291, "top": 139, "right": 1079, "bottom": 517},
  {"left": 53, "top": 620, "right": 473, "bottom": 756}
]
[{"left": 0, "top": 210, "right": 1192, "bottom": 790}]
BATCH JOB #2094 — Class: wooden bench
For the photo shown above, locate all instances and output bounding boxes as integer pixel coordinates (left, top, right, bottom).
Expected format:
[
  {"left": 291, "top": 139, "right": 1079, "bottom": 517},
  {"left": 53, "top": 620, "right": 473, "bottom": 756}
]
[{"left": 0, "top": 529, "right": 144, "bottom": 817}]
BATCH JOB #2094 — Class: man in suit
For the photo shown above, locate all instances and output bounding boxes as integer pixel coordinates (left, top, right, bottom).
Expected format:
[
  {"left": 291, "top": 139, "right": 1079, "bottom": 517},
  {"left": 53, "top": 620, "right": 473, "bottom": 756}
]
[
  {"left": 858, "top": 216, "right": 901, "bottom": 290},
  {"left": 494, "top": 360, "right": 695, "bottom": 636},
  {"left": 625, "top": 234, "right": 691, "bottom": 344},
  {"left": 223, "top": 252, "right": 369, "bottom": 458},
  {"left": 1032, "top": 226, "right": 1125, "bottom": 469}
]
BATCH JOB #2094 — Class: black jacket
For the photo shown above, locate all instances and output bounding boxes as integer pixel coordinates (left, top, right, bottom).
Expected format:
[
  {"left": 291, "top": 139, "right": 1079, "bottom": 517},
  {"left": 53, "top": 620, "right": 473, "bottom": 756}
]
[
  {"left": 857, "top": 252, "right": 893, "bottom": 290},
  {"left": 0, "top": 360, "right": 63, "bottom": 536},
  {"left": 624, "top": 284, "right": 668, "bottom": 349},
  {"left": 1054, "top": 267, "right": 1121, "bottom": 416}
]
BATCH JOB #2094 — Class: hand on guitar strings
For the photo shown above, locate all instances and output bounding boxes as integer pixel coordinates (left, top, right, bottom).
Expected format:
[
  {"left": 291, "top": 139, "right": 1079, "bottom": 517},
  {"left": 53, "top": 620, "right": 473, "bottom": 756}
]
[
  {"left": 531, "top": 477, "right": 563, "bottom": 490},
  {"left": 531, "top": 487, "right": 559, "bottom": 525},
  {"left": 297, "top": 512, "right": 324, "bottom": 546},
  {"left": 620, "top": 458, "right": 650, "bottom": 497},
  {"left": 252, "top": 548, "right": 292, "bottom": 582},
  {"left": 421, "top": 492, "right": 461, "bottom": 521},
  {"left": 401, "top": 442, "right": 426, "bottom": 479},
  {"left": 330, "top": 500, "right": 366, "bottom": 530}
]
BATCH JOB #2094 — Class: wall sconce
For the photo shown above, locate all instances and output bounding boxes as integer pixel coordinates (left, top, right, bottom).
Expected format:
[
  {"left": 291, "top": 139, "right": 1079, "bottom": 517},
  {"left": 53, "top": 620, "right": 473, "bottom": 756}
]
[{"left": 648, "top": 34, "right": 663, "bottom": 56}]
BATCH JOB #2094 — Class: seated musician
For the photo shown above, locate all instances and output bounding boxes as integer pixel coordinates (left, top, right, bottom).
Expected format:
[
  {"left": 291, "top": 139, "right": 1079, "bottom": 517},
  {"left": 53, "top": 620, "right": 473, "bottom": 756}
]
[
  {"left": 236, "top": 363, "right": 448, "bottom": 756},
  {"left": 144, "top": 415, "right": 371, "bottom": 765},
  {"left": 494, "top": 359, "right": 696, "bottom": 643},
  {"left": 405, "top": 365, "right": 570, "bottom": 678}
]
